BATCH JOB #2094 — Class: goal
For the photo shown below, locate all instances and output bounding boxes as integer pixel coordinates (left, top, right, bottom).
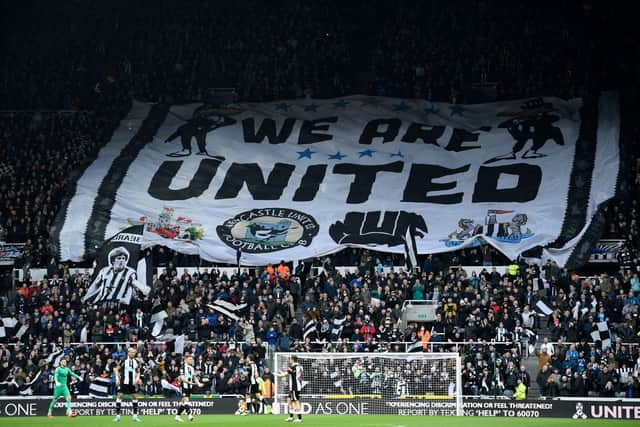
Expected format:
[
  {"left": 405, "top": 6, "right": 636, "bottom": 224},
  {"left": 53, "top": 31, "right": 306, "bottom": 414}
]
[{"left": 273, "top": 352, "right": 462, "bottom": 416}]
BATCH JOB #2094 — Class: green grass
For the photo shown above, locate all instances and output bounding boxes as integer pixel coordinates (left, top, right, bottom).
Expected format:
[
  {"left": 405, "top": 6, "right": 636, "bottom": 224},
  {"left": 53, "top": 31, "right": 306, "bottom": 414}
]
[{"left": 1, "top": 415, "right": 638, "bottom": 427}]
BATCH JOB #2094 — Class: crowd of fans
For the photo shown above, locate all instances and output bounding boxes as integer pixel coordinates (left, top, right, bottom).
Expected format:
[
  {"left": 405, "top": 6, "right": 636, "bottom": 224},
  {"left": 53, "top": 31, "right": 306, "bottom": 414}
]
[
  {"left": 533, "top": 339, "right": 640, "bottom": 398},
  {"left": 1, "top": 0, "right": 640, "bottom": 404},
  {"left": 1, "top": 1, "right": 635, "bottom": 110},
  {"left": 0, "top": 111, "right": 122, "bottom": 268},
  {"left": 1, "top": 254, "right": 639, "bottom": 399}
]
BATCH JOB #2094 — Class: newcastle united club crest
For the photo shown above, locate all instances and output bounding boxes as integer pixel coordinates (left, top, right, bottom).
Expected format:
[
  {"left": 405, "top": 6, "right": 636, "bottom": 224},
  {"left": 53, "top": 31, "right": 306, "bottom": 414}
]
[{"left": 217, "top": 208, "right": 319, "bottom": 253}]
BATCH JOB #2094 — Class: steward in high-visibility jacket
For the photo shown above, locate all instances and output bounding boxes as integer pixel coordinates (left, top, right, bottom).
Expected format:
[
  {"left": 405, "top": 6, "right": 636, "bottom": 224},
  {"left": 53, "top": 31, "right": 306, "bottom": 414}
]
[
  {"left": 508, "top": 262, "right": 519, "bottom": 278},
  {"left": 261, "top": 377, "right": 274, "bottom": 399}
]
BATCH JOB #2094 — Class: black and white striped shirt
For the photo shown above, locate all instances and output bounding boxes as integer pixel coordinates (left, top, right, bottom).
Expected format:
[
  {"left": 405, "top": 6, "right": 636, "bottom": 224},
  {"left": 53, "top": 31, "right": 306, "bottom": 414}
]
[
  {"left": 181, "top": 364, "right": 195, "bottom": 390},
  {"left": 617, "top": 367, "right": 632, "bottom": 384},
  {"left": 122, "top": 358, "right": 139, "bottom": 385},
  {"left": 249, "top": 362, "right": 259, "bottom": 385},
  {"left": 288, "top": 363, "right": 303, "bottom": 392},
  {"left": 203, "top": 362, "right": 214, "bottom": 378}
]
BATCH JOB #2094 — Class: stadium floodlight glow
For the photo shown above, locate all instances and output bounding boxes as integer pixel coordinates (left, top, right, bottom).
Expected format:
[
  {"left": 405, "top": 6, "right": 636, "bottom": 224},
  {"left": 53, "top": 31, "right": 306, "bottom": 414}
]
[{"left": 274, "top": 352, "right": 462, "bottom": 416}]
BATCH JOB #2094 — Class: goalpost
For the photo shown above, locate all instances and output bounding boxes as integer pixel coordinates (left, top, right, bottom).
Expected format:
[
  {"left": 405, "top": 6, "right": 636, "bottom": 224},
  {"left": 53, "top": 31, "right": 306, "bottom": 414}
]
[{"left": 274, "top": 352, "right": 462, "bottom": 416}]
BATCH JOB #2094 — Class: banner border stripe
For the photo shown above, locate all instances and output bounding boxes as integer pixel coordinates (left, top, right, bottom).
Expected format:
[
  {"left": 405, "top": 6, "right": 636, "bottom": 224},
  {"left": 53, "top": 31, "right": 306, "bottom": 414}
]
[
  {"left": 84, "top": 104, "right": 170, "bottom": 256},
  {"left": 49, "top": 109, "right": 127, "bottom": 259}
]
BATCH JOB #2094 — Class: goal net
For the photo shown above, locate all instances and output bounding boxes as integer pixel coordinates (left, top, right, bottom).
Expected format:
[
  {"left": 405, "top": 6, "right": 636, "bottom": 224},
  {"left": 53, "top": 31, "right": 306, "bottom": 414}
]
[{"left": 273, "top": 352, "right": 462, "bottom": 416}]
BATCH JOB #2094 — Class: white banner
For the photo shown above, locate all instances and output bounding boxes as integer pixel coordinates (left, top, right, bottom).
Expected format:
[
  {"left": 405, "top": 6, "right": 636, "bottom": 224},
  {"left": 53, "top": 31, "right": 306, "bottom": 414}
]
[{"left": 55, "top": 94, "right": 620, "bottom": 266}]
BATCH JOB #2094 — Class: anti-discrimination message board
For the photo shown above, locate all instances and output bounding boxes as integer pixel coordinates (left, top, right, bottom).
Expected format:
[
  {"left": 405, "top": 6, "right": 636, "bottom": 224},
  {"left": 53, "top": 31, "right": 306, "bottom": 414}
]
[
  {"left": 53, "top": 94, "right": 620, "bottom": 267},
  {"left": 1, "top": 397, "right": 639, "bottom": 419},
  {"left": 0, "top": 397, "right": 234, "bottom": 417}
]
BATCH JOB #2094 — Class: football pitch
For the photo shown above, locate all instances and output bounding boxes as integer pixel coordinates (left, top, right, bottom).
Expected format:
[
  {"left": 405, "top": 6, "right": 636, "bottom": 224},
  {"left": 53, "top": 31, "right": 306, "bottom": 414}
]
[{"left": 1, "top": 415, "right": 637, "bottom": 427}]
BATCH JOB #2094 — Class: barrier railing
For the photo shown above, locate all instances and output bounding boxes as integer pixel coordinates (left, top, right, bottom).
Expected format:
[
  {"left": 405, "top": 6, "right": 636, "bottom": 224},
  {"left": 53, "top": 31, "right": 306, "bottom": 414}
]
[{"left": 2, "top": 339, "right": 521, "bottom": 353}]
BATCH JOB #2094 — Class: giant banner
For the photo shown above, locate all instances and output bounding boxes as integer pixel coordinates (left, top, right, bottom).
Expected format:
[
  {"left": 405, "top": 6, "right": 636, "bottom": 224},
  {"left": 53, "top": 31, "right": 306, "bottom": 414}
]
[{"left": 53, "top": 94, "right": 620, "bottom": 266}]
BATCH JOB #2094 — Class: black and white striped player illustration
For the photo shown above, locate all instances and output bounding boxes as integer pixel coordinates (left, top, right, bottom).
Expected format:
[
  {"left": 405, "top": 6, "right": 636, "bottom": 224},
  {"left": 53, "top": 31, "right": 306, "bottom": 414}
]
[{"left": 82, "top": 247, "right": 150, "bottom": 305}]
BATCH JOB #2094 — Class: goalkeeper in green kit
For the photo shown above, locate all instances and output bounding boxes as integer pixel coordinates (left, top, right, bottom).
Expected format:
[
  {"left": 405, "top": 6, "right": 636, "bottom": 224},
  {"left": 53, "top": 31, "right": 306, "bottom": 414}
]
[{"left": 47, "top": 358, "right": 80, "bottom": 418}]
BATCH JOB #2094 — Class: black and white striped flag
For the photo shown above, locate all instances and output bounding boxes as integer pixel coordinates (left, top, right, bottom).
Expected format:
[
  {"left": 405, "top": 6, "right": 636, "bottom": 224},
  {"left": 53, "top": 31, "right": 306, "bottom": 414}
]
[
  {"left": 535, "top": 300, "right": 553, "bottom": 316},
  {"left": 15, "top": 324, "right": 29, "bottom": 340},
  {"left": 18, "top": 369, "right": 43, "bottom": 396},
  {"left": 590, "top": 321, "right": 611, "bottom": 350},
  {"left": 46, "top": 349, "right": 66, "bottom": 367},
  {"left": 0, "top": 317, "right": 17, "bottom": 339},
  {"left": 0, "top": 378, "right": 17, "bottom": 393},
  {"left": 331, "top": 317, "right": 346, "bottom": 338},
  {"left": 175, "top": 335, "right": 186, "bottom": 354},
  {"left": 89, "top": 375, "right": 112, "bottom": 398},
  {"left": 571, "top": 302, "right": 590, "bottom": 320},
  {"left": 150, "top": 302, "right": 168, "bottom": 338},
  {"left": 303, "top": 319, "right": 317, "bottom": 340},
  {"left": 532, "top": 278, "right": 549, "bottom": 291},
  {"left": 207, "top": 300, "right": 247, "bottom": 321},
  {"left": 404, "top": 226, "right": 419, "bottom": 271},
  {"left": 523, "top": 328, "right": 538, "bottom": 355},
  {"left": 147, "top": 356, "right": 159, "bottom": 369}
]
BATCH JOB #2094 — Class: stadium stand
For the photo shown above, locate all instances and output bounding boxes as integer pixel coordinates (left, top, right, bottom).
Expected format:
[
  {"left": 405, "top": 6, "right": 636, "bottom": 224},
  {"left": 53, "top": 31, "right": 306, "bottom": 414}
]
[{"left": 0, "top": 0, "right": 639, "bottom": 407}]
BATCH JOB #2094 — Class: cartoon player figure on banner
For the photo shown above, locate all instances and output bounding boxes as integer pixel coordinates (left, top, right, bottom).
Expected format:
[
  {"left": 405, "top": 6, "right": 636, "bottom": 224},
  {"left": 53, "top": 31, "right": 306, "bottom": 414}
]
[
  {"left": 485, "top": 98, "right": 565, "bottom": 164},
  {"left": 441, "top": 210, "right": 534, "bottom": 247},
  {"left": 164, "top": 105, "right": 242, "bottom": 158}
]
